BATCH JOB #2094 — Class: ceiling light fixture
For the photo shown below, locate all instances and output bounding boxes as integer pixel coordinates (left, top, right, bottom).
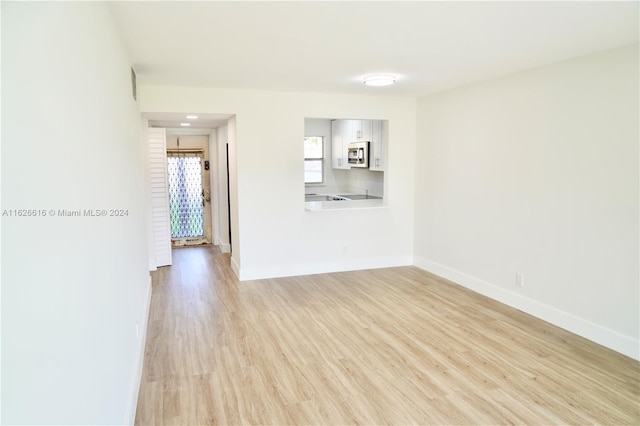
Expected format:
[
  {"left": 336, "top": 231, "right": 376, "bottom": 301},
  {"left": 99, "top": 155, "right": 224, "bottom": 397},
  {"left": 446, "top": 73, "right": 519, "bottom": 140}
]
[
  {"left": 180, "top": 122, "right": 191, "bottom": 126},
  {"left": 363, "top": 75, "right": 396, "bottom": 87},
  {"left": 186, "top": 115, "right": 198, "bottom": 119}
]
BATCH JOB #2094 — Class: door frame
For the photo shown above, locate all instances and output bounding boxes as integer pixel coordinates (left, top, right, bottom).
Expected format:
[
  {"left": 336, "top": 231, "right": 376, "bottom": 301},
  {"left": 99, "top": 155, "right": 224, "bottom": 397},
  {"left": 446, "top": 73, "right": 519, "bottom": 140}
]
[{"left": 166, "top": 136, "right": 212, "bottom": 246}]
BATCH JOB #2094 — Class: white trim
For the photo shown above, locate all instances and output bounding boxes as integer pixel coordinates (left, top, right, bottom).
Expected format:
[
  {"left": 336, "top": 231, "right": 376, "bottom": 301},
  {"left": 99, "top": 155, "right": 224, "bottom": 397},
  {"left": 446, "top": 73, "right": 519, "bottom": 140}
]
[
  {"left": 414, "top": 257, "right": 640, "bottom": 361},
  {"left": 125, "top": 276, "right": 153, "bottom": 425},
  {"left": 238, "top": 255, "right": 412, "bottom": 281},
  {"left": 210, "top": 131, "right": 220, "bottom": 250},
  {"left": 213, "top": 238, "right": 231, "bottom": 253},
  {"left": 231, "top": 256, "right": 241, "bottom": 279}
]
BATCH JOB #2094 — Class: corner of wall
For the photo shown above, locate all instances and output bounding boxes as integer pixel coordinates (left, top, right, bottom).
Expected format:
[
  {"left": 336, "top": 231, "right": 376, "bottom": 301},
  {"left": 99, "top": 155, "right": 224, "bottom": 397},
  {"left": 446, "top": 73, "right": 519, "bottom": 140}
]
[
  {"left": 125, "top": 275, "right": 153, "bottom": 425},
  {"left": 230, "top": 256, "right": 240, "bottom": 279},
  {"left": 414, "top": 257, "right": 640, "bottom": 361}
]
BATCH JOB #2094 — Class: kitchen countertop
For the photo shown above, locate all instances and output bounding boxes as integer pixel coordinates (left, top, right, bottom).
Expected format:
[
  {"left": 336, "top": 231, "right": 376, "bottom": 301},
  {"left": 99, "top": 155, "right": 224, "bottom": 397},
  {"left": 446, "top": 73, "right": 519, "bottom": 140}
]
[{"left": 304, "top": 193, "right": 385, "bottom": 211}]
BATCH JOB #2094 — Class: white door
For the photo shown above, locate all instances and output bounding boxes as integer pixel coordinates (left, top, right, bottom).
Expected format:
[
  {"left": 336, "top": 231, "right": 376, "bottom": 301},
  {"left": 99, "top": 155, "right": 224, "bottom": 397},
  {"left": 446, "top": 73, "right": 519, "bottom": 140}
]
[
  {"left": 166, "top": 152, "right": 209, "bottom": 246},
  {"left": 148, "top": 128, "right": 172, "bottom": 267}
]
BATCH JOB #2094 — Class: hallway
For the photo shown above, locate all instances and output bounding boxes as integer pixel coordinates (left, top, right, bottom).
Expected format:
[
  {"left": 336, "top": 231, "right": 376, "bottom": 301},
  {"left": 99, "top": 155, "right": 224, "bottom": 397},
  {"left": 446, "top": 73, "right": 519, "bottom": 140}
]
[{"left": 135, "top": 246, "right": 639, "bottom": 425}]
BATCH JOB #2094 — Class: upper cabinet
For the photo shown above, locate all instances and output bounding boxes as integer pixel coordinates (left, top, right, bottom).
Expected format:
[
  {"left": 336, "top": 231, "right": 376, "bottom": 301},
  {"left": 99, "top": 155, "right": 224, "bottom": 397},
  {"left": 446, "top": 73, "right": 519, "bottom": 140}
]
[
  {"left": 369, "top": 120, "right": 384, "bottom": 171},
  {"left": 341, "top": 119, "right": 373, "bottom": 143},
  {"left": 331, "top": 119, "right": 386, "bottom": 172},
  {"left": 331, "top": 120, "right": 349, "bottom": 169}
]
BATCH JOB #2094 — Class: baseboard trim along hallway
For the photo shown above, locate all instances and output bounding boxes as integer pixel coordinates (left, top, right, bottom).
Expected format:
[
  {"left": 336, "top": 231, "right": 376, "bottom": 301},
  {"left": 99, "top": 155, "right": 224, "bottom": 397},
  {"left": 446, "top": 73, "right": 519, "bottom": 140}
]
[{"left": 127, "top": 276, "right": 153, "bottom": 425}]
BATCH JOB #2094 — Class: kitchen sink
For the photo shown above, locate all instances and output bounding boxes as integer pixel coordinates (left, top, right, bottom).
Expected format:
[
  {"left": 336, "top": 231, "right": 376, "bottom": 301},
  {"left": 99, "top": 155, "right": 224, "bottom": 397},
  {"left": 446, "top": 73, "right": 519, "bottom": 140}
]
[
  {"left": 305, "top": 195, "right": 350, "bottom": 201},
  {"left": 305, "top": 194, "right": 382, "bottom": 202},
  {"left": 335, "top": 194, "right": 381, "bottom": 200}
]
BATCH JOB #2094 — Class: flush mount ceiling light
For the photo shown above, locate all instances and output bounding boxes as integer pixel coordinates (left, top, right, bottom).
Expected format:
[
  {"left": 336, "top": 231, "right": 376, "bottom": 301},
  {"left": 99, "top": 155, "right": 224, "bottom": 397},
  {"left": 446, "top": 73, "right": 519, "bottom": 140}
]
[
  {"left": 180, "top": 122, "right": 191, "bottom": 126},
  {"left": 363, "top": 75, "right": 396, "bottom": 87},
  {"left": 186, "top": 115, "right": 198, "bottom": 119}
]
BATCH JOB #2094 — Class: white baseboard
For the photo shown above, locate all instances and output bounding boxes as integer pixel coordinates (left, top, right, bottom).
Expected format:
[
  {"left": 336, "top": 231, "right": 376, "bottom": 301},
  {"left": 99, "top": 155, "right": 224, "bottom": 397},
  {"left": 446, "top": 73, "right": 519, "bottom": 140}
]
[
  {"left": 148, "top": 255, "right": 157, "bottom": 272},
  {"left": 237, "top": 255, "right": 413, "bottom": 281},
  {"left": 414, "top": 257, "right": 639, "bottom": 361},
  {"left": 214, "top": 238, "right": 231, "bottom": 253},
  {"left": 230, "top": 256, "right": 240, "bottom": 279},
  {"left": 126, "top": 275, "right": 153, "bottom": 425}
]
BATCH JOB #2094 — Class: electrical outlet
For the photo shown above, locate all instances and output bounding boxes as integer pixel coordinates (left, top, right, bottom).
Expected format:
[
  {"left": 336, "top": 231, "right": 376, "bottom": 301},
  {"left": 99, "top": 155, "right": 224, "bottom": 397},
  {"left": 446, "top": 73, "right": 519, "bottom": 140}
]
[{"left": 516, "top": 273, "right": 524, "bottom": 287}]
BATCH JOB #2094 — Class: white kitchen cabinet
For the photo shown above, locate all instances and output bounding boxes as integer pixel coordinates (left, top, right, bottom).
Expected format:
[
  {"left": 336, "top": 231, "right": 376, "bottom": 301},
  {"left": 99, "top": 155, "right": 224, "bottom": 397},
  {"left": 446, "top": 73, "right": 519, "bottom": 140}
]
[
  {"left": 331, "top": 120, "right": 349, "bottom": 169},
  {"left": 341, "top": 119, "right": 373, "bottom": 143},
  {"left": 369, "top": 120, "right": 385, "bottom": 171},
  {"left": 332, "top": 119, "right": 386, "bottom": 171}
]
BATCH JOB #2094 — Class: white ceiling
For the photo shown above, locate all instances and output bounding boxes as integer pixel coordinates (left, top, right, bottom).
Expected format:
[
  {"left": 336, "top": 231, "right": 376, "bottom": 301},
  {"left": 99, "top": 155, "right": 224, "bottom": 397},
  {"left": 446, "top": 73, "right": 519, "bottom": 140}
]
[
  {"left": 110, "top": 1, "right": 638, "bottom": 100},
  {"left": 142, "top": 112, "right": 232, "bottom": 132}
]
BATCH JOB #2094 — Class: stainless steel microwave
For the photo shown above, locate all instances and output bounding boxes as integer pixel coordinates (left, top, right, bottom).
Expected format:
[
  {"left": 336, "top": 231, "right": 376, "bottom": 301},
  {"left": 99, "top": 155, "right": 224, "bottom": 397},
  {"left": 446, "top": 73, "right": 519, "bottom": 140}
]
[{"left": 347, "top": 141, "right": 369, "bottom": 168}]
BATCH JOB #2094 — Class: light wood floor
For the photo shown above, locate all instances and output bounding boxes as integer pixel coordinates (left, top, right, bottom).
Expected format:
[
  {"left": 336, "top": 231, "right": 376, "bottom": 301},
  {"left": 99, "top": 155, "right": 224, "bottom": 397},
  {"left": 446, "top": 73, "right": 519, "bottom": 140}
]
[{"left": 135, "top": 246, "right": 639, "bottom": 425}]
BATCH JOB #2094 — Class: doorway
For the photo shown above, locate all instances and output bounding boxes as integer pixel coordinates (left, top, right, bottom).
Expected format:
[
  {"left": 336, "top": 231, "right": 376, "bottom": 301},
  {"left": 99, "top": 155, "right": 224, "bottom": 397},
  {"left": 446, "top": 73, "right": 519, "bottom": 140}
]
[
  {"left": 165, "top": 134, "right": 214, "bottom": 246},
  {"left": 143, "top": 112, "right": 234, "bottom": 262},
  {"left": 167, "top": 149, "right": 211, "bottom": 246}
]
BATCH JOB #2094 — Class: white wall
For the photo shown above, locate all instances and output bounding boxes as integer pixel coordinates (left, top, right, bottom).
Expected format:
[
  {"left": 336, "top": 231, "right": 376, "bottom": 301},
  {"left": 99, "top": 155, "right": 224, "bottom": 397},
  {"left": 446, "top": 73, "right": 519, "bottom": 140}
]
[
  {"left": 209, "top": 130, "right": 219, "bottom": 248},
  {"left": 139, "top": 87, "right": 416, "bottom": 280},
  {"left": 343, "top": 168, "right": 384, "bottom": 198},
  {"left": 0, "top": 3, "right": 4, "bottom": 418},
  {"left": 414, "top": 45, "right": 639, "bottom": 359},
  {"left": 227, "top": 115, "right": 240, "bottom": 270},
  {"left": 166, "top": 134, "right": 209, "bottom": 151},
  {"left": 2, "top": 2, "right": 151, "bottom": 423}
]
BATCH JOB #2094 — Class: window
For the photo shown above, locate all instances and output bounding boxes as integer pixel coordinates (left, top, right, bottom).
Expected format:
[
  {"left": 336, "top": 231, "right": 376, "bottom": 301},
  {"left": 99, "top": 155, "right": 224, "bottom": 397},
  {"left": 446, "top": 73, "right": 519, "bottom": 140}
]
[{"left": 304, "top": 136, "right": 323, "bottom": 184}]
